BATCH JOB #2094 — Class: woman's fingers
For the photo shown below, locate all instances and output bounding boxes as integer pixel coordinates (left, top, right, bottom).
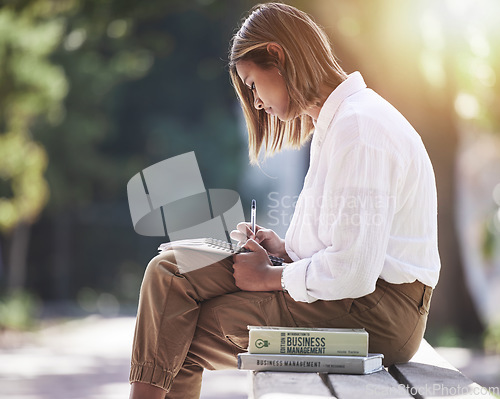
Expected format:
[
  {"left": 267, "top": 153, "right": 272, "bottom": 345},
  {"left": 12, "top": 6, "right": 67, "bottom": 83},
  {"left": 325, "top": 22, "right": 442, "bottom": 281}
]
[
  {"left": 237, "top": 222, "right": 258, "bottom": 235},
  {"left": 230, "top": 229, "right": 247, "bottom": 243},
  {"left": 231, "top": 222, "right": 269, "bottom": 245}
]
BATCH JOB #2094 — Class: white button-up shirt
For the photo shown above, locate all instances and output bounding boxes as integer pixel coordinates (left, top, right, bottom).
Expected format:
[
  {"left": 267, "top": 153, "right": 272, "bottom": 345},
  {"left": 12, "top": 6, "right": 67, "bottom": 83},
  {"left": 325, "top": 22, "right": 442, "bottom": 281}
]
[{"left": 283, "top": 72, "right": 441, "bottom": 303}]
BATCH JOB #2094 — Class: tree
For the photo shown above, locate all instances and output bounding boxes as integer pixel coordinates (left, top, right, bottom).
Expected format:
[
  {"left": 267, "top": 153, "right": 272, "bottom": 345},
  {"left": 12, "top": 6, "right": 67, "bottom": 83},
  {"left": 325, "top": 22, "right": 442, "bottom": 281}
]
[
  {"left": 0, "top": 1, "right": 70, "bottom": 290},
  {"left": 2, "top": 0, "right": 252, "bottom": 301}
]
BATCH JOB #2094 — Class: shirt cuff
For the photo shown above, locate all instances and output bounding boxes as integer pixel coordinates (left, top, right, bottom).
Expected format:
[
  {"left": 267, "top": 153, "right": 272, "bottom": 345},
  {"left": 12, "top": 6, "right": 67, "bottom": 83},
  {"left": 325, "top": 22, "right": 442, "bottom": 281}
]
[
  {"left": 284, "top": 240, "right": 300, "bottom": 262},
  {"left": 282, "top": 258, "right": 317, "bottom": 303}
]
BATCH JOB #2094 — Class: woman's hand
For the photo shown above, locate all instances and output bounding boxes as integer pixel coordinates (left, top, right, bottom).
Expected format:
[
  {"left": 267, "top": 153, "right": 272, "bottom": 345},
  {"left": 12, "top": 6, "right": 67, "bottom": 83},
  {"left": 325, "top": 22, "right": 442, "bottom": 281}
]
[
  {"left": 232, "top": 239, "right": 284, "bottom": 291},
  {"left": 230, "top": 222, "right": 291, "bottom": 261}
]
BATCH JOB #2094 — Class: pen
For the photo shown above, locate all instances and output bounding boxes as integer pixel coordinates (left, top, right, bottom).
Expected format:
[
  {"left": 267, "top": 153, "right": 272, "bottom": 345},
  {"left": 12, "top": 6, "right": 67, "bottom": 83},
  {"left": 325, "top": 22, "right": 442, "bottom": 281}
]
[{"left": 251, "top": 199, "right": 256, "bottom": 235}]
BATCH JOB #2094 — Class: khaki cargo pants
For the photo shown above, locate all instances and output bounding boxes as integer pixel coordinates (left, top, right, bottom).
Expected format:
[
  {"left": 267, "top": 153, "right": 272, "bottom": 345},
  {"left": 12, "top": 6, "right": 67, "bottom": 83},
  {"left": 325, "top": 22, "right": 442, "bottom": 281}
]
[{"left": 129, "top": 248, "right": 432, "bottom": 398}]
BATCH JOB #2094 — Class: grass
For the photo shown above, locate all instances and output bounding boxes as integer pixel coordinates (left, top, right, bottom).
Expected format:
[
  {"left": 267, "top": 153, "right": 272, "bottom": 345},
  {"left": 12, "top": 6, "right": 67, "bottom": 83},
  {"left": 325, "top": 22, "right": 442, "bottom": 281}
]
[
  {"left": 0, "top": 289, "right": 41, "bottom": 331},
  {"left": 485, "top": 322, "right": 500, "bottom": 355}
]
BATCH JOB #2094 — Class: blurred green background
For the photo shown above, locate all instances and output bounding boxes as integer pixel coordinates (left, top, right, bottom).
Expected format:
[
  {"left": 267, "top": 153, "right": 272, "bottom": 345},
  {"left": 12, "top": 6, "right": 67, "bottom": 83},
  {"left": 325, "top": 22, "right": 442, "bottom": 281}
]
[{"left": 1, "top": 0, "right": 500, "bottom": 354}]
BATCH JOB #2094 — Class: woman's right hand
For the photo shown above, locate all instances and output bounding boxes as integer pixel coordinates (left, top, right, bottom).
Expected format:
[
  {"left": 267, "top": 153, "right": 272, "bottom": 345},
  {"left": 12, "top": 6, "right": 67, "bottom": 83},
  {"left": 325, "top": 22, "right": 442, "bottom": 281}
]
[{"left": 230, "top": 222, "right": 290, "bottom": 261}]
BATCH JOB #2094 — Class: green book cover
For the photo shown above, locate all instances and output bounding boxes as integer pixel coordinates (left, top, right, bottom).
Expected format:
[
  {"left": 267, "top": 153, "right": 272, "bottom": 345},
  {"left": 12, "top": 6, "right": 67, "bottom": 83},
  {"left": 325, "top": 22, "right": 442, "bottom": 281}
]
[{"left": 248, "top": 326, "right": 369, "bottom": 357}]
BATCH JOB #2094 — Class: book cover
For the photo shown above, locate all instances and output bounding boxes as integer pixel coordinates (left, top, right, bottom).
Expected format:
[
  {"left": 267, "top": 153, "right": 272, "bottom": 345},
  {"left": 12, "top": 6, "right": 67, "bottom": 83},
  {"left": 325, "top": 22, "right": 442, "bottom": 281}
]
[
  {"left": 248, "top": 326, "right": 368, "bottom": 357},
  {"left": 238, "top": 352, "right": 384, "bottom": 374}
]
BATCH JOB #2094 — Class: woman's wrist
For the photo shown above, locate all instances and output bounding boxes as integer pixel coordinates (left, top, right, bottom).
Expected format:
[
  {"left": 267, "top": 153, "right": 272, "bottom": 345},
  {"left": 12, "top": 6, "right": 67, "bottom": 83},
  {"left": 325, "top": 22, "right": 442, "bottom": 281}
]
[{"left": 265, "top": 265, "right": 285, "bottom": 291}]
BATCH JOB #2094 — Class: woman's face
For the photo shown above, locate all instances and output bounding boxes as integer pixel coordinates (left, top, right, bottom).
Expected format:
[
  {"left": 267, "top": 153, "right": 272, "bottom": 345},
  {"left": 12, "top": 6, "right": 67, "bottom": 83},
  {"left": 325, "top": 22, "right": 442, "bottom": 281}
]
[{"left": 236, "top": 60, "right": 291, "bottom": 121}]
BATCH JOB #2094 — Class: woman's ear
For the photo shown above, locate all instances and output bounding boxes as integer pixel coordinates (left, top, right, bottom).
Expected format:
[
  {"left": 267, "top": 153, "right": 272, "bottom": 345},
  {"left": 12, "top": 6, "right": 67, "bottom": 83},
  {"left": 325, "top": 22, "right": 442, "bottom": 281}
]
[{"left": 266, "top": 42, "right": 285, "bottom": 66}]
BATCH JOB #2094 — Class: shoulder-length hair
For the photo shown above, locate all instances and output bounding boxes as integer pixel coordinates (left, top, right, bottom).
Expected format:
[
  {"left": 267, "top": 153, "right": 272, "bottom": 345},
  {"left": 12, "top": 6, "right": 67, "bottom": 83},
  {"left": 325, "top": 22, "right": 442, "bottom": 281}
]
[{"left": 229, "top": 2, "right": 346, "bottom": 164}]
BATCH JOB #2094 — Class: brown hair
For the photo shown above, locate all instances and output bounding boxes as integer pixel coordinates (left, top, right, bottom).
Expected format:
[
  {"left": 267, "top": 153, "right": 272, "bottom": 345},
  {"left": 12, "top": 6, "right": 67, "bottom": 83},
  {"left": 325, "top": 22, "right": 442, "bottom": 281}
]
[{"left": 229, "top": 2, "right": 347, "bottom": 164}]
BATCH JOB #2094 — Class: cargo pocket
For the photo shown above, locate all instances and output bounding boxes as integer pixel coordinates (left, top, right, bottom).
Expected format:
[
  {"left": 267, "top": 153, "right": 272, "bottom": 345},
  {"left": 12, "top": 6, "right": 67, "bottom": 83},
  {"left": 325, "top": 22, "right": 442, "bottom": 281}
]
[{"left": 212, "top": 291, "right": 284, "bottom": 352}]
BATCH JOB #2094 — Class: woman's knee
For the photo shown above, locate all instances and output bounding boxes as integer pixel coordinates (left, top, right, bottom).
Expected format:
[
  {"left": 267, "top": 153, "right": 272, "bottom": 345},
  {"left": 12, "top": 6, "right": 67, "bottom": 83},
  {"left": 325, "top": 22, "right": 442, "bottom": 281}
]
[
  {"left": 140, "top": 250, "right": 181, "bottom": 294},
  {"left": 145, "top": 250, "right": 179, "bottom": 277}
]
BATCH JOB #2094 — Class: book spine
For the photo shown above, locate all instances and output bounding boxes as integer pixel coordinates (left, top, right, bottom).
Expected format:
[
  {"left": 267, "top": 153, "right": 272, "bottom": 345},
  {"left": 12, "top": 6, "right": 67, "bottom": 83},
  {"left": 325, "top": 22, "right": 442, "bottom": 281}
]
[
  {"left": 248, "top": 329, "right": 368, "bottom": 357},
  {"left": 238, "top": 353, "right": 374, "bottom": 374}
]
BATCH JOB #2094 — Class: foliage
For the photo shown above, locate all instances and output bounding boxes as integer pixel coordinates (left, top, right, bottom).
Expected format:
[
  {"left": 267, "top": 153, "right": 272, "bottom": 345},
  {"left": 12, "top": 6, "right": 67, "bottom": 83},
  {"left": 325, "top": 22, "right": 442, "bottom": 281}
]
[
  {"left": 0, "top": 2, "right": 70, "bottom": 231},
  {"left": 0, "top": 289, "right": 40, "bottom": 330},
  {"left": 426, "top": 326, "right": 464, "bottom": 348},
  {"left": 26, "top": 0, "right": 249, "bottom": 214},
  {"left": 484, "top": 322, "right": 500, "bottom": 355},
  {"left": 0, "top": 0, "right": 252, "bottom": 299},
  {"left": 31, "top": 1, "right": 161, "bottom": 211}
]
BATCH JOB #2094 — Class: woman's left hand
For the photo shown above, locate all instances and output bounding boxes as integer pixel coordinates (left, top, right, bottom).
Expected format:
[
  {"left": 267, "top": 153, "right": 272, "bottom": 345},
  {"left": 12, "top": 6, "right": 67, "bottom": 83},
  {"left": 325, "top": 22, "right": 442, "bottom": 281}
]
[{"left": 232, "top": 239, "right": 284, "bottom": 291}]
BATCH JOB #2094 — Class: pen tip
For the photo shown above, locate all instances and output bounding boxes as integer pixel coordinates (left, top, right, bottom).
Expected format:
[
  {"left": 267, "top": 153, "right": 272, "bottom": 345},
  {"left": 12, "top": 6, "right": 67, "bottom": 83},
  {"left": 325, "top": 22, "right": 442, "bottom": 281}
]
[{"left": 252, "top": 199, "right": 256, "bottom": 208}]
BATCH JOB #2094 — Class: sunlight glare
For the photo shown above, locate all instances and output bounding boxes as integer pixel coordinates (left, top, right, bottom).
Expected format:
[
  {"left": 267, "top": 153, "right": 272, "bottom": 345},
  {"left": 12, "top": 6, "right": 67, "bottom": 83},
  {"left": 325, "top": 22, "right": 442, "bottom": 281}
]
[
  {"left": 473, "top": 61, "right": 496, "bottom": 88},
  {"left": 419, "top": 11, "right": 444, "bottom": 51},
  {"left": 454, "top": 93, "right": 479, "bottom": 120},
  {"left": 466, "top": 26, "right": 490, "bottom": 58},
  {"left": 419, "top": 50, "right": 445, "bottom": 88},
  {"left": 493, "top": 183, "right": 500, "bottom": 207}
]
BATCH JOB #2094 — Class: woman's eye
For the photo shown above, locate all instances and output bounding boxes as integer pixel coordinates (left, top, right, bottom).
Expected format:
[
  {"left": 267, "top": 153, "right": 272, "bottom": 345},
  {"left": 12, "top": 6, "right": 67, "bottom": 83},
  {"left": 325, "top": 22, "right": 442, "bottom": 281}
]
[{"left": 250, "top": 83, "right": 255, "bottom": 91}]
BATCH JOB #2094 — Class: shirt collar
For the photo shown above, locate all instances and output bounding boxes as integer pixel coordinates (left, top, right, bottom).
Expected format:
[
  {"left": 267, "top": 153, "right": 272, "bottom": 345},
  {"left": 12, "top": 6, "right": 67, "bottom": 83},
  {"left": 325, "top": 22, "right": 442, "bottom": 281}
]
[{"left": 314, "top": 71, "right": 367, "bottom": 133}]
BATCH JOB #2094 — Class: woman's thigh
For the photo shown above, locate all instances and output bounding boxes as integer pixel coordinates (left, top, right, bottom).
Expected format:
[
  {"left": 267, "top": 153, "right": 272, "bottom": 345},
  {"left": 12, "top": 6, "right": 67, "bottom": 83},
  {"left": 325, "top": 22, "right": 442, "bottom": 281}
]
[
  {"left": 284, "top": 279, "right": 429, "bottom": 365},
  {"left": 146, "top": 248, "right": 240, "bottom": 301},
  {"left": 193, "top": 280, "right": 429, "bottom": 366}
]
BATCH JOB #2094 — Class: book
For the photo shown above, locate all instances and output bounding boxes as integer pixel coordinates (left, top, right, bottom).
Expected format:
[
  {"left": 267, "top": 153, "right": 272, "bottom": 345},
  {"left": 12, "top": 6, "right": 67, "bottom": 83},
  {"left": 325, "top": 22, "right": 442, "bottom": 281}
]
[
  {"left": 237, "top": 352, "right": 384, "bottom": 374},
  {"left": 248, "top": 326, "right": 368, "bottom": 357},
  {"left": 158, "top": 238, "right": 284, "bottom": 273}
]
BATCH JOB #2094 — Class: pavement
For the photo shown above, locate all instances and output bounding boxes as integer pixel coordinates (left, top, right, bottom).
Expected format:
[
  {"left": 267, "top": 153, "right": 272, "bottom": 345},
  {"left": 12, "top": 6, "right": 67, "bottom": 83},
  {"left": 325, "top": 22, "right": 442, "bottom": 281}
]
[
  {"left": 0, "top": 316, "right": 248, "bottom": 399},
  {"left": 0, "top": 316, "right": 498, "bottom": 399}
]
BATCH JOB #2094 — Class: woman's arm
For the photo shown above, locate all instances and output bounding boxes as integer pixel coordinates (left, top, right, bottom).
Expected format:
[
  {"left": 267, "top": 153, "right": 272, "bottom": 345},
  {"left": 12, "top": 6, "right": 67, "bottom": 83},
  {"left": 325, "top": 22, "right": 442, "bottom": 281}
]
[{"left": 283, "top": 141, "right": 404, "bottom": 302}]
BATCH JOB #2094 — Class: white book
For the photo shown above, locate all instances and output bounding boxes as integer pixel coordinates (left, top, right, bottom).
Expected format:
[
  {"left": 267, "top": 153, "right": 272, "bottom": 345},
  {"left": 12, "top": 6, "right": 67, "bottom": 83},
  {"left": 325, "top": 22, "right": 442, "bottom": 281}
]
[{"left": 238, "top": 353, "right": 384, "bottom": 374}]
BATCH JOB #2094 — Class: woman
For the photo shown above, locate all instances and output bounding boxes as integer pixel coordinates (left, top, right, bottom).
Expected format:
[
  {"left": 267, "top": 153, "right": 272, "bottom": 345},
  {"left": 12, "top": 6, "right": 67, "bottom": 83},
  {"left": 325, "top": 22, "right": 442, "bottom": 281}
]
[{"left": 129, "top": 3, "right": 440, "bottom": 398}]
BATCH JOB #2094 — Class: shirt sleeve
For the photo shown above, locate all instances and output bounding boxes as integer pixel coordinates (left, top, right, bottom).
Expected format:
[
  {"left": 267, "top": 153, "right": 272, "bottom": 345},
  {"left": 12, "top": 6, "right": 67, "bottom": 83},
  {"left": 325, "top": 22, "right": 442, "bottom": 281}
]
[{"left": 283, "top": 140, "right": 404, "bottom": 303}]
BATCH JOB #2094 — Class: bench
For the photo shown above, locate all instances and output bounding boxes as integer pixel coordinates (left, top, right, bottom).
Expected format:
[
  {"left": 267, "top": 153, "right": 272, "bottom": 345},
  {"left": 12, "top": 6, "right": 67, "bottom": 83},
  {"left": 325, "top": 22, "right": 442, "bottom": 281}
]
[{"left": 249, "top": 339, "right": 498, "bottom": 398}]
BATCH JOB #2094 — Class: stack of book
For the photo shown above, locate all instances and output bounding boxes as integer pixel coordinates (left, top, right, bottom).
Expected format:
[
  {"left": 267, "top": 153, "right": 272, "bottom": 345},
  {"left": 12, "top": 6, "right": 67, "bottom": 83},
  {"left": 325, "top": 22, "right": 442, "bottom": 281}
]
[{"left": 237, "top": 326, "right": 384, "bottom": 374}]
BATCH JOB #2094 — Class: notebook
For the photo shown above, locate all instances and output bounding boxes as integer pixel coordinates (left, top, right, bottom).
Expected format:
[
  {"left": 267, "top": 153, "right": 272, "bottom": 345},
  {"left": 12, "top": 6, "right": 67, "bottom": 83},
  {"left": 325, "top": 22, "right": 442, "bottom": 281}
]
[{"left": 158, "top": 238, "right": 284, "bottom": 273}]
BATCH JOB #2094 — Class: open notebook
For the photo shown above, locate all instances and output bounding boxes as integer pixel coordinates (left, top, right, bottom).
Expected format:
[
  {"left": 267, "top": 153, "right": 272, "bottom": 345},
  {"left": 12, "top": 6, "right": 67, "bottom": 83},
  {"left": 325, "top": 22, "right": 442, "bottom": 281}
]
[{"left": 158, "top": 238, "right": 284, "bottom": 273}]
